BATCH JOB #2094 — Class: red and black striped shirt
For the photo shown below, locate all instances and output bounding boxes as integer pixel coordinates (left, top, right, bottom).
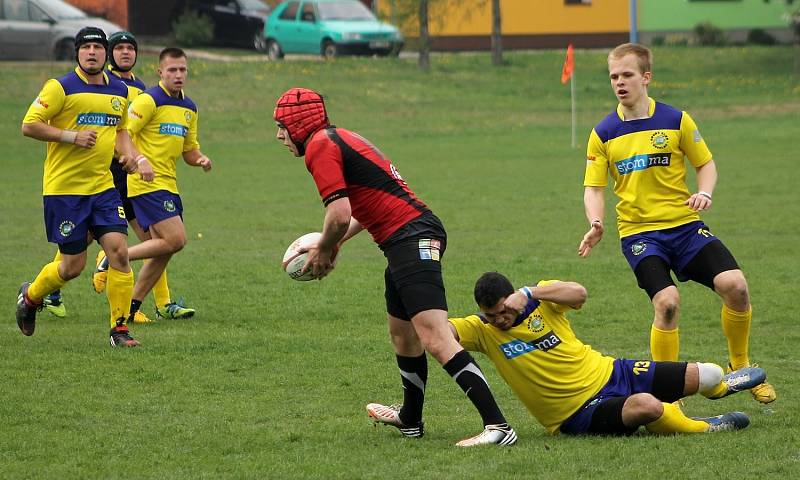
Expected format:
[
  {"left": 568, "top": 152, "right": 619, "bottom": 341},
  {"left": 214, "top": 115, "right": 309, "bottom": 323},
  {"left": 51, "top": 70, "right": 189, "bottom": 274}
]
[{"left": 305, "top": 127, "right": 430, "bottom": 245}]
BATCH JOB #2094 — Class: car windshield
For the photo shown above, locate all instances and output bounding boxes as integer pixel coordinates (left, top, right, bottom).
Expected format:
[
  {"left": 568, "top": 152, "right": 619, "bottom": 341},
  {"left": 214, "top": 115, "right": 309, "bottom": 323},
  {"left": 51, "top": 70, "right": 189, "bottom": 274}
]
[
  {"left": 317, "top": 1, "right": 376, "bottom": 21},
  {"left": 39, "top": 0, "right": 88, "bottom": 20}
]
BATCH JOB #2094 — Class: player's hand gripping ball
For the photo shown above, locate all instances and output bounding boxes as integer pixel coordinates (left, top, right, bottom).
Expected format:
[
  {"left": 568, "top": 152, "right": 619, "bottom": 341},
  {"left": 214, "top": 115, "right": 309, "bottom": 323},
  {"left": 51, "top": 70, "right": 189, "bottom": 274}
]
[{"left": 282, "top": 232, "right": 322, "bottom": 281}]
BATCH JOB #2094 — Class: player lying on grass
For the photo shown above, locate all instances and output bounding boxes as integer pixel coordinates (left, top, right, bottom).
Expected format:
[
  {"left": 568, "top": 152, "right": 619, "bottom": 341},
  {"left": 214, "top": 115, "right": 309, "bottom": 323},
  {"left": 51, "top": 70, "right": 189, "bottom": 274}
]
[{"left": 376, "top": 272, "right": 766, "bottom": 436}]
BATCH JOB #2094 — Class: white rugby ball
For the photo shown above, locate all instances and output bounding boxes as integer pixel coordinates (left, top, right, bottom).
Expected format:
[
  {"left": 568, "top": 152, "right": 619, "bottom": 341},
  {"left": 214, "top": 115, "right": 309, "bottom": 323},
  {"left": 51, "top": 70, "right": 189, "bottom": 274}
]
[{"left": 282, "top": 232, "right": 322, "bottom": 281}]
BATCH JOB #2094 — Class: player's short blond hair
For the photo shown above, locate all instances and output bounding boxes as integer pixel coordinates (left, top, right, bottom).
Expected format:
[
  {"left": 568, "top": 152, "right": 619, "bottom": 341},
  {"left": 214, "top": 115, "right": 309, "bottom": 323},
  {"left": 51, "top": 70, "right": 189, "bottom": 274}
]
[{"left": 608, "top": 43, "right": 652, "bottom": 74}]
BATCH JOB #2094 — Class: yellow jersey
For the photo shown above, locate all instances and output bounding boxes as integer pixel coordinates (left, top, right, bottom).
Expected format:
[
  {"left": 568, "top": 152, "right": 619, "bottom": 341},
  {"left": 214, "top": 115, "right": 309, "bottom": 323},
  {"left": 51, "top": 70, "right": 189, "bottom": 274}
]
[
  {"left": 126, "top": 82, "right": 200, "bottom": 197},
  {"left": 23, "top": 67, "right": 129, "bottom": 196},
  {"left": 449, "top": 281, "right": 614, "bottom": 434},
  {"left": 583, "top": 98, "right": 713, "bottom": 237}
]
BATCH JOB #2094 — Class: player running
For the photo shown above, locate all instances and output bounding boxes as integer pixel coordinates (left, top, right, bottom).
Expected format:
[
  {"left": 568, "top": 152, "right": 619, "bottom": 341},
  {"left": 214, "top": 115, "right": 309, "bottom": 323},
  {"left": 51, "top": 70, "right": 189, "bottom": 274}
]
[
  {"left": 94, "top": 47, "right": 211, "bottom": 324},
  {"left": 17, "top": 27, "right": 154, "bottom": 347},
  {"left": 90, "top": 33, "right": 194, "bottom": 323}
]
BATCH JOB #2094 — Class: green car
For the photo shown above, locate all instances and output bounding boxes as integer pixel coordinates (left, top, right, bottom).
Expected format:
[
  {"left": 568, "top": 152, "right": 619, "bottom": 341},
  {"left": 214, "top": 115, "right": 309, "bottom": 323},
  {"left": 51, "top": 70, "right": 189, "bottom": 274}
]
[{"left": 264, "top": 0, "right": 403, "bottom": 59}]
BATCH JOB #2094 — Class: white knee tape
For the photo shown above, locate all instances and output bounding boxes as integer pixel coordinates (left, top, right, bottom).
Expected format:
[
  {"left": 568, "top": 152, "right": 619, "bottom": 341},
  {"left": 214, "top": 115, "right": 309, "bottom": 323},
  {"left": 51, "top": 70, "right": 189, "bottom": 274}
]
[{"left": 697, "top": 362, "right": 724, "bottom": 393}]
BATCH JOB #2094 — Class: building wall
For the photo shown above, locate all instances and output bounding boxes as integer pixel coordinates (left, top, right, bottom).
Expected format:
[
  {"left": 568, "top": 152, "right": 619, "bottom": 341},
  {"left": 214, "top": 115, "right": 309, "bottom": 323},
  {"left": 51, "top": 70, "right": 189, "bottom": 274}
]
[
  {"left": 378, "top": 0, "right": 630, "bottom": 49},
  {"left": 64, "top": 0, "right": 129, "bottom": 28},
  {"left": 433, "top": 0, "right": 628, "bottom": 36},
  {"left": 639, "top": 0, "right": 792, "bottom": 31}
]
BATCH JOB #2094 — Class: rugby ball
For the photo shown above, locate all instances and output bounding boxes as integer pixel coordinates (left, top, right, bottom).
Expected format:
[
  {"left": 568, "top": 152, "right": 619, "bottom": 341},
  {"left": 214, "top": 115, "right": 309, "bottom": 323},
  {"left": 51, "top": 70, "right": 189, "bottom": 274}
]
[{"left": 282, "top": 232, "right": 322, "bottom": 281}]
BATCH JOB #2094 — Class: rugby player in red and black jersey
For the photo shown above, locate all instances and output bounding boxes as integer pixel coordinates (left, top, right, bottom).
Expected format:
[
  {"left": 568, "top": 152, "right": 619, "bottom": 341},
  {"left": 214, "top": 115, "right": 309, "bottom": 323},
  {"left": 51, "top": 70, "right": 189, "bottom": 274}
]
[{"left": 274, "top": 88, "right": 517, "bottom": 447}]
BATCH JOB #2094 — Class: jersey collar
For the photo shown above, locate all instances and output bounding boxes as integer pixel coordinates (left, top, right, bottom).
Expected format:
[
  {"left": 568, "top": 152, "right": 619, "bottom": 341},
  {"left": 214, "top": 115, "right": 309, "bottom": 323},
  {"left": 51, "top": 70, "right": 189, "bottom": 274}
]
[
  {"left": 159, "top": 81, "right": 184, "bottom": 99},
  {"left": 107, "top": 65, "right": 137, "bottom": 82},
  {"left": 74, "top": 66, "right": 110, "bottom": 85},
  {"left": 616, "top": 96, "right": 655, "bottom": 121}
]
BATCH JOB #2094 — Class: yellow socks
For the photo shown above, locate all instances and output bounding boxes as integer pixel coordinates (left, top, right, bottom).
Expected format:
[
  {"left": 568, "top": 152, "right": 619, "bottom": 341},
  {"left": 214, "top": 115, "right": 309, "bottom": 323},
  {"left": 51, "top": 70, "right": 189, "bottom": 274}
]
[
  {"left": 645, "top": 402, "right": 709, "bottom": 434},
  {"left": 53, "top": 250, "right": 62, "bottom": 262},
  {"left": 650, "top": 325, "right": 679, "bottom": 362},
  {"left": 106, "top": 267, "right": 134, "bottom": 327},
  {"left": 702, "top": 381, "right": 729, "bottom": 399},
  {"left": 28, "top": 261, "right": 67, "bottom": 301},
  {"left": 152, "top": 268, "right": 171, "bottom": 309},
  {"left": 721, "top": 304, "right": 752, "bottom": 370}
]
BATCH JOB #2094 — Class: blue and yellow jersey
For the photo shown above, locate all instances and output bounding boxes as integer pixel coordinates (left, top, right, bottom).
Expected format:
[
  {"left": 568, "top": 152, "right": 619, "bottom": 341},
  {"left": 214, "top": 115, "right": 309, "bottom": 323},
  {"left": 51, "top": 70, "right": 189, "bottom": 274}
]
[
  {"left": 23, "top": 67, "right": 129, "bottom": 196},
  {"left": 583, "top": 98, "right": 713, "bottom": 237},
  {"left": 107, "top": 66, "right": 147, "bottom": 100},
  {"left": 126, "top": 82, "right": 199, "bottom": 197},
  {"left": 449, "top": 280, "right": 615, "bottom": 434}
]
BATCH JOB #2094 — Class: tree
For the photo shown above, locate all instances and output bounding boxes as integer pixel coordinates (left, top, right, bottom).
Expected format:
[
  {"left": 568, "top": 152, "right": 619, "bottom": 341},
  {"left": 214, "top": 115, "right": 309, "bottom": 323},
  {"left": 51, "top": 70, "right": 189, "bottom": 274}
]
[
  {"left": 491, "top": 0, "right": 503, "bottom": 66},
  {"left": 419, "top": 0, "right": 430, "bottom": 71}
]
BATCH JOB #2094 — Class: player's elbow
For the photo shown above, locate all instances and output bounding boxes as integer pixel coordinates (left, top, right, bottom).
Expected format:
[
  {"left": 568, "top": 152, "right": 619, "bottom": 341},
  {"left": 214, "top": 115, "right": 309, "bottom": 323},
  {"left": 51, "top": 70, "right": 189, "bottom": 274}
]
[
  {"left": 21, "top": 123, "right": 34, "bottom": 138},
  {"left": 570, "top": 284, "right": 588, "bottom": 307}
]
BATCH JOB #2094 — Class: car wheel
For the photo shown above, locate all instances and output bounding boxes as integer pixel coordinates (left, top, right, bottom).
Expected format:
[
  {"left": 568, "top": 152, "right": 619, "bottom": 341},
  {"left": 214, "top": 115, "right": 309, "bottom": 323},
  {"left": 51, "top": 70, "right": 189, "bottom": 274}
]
[
  {"left": 267, "top": 40, "right": 284, "bottom": 60},
  {"left": 254, "top": 32, "right": 267, "bottom": 52},
  {"left": 54, "top": 39, "right": 73, "bottom": 61},
  {"left": 322, "top": 40, "right": 337, "bottom": 59}
]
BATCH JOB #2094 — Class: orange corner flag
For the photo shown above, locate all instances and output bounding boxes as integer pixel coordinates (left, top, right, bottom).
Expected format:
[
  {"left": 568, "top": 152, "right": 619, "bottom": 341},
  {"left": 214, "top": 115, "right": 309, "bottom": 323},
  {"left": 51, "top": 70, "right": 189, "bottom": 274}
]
[{"left": 561, "top": 44, "right": 574, "bottom": 84}]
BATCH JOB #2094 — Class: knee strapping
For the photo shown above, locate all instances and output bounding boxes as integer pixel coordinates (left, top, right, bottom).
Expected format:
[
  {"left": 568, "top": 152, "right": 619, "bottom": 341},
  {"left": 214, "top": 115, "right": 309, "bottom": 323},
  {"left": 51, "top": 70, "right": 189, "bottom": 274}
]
[{"left": 697, "top": 362, "right": 724, "bottom": 394}]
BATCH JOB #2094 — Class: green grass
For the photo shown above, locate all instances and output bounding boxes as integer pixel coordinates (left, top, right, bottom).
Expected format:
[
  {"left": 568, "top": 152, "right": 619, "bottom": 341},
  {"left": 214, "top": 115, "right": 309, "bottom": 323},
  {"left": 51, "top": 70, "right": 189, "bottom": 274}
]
[{"left": 1, "top": 46, "right": 798, "bottom": 478}]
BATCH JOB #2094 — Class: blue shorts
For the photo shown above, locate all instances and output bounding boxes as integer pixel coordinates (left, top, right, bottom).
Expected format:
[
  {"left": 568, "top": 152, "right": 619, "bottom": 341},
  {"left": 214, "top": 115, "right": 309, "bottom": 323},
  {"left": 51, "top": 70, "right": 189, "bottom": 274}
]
[
  {"left": 560, "top": 359, "right": 657, "bottom": 435},
  {"left": 620, "top": 221, "right": 719, "bottom": 282},
  {"left": 43, "top": 188, "right": 127, "bottom": 246},
  {"left": 129, "top": 190, "right": 183, "bottom": 231}
]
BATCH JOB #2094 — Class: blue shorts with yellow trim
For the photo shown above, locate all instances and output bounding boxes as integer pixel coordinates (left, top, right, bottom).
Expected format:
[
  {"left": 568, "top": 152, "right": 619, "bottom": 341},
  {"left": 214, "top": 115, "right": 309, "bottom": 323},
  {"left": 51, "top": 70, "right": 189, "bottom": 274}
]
[
  {"left": 620, "top": 221, "right": 720, "bottom": 281},
  {"left": 560, "top": 358, "right": 657, "bottom": 435},
  {"left": 129, "top": 190, "right": 183, "bottom": 231},
  {"left": 43, "top": 188, "right": 127, "bottom": 245}
]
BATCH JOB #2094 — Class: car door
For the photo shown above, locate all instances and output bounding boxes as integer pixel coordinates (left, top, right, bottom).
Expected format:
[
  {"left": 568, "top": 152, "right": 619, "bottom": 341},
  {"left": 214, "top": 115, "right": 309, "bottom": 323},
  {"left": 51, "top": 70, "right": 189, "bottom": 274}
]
[
  {"left": 271, "top": 1, "right": 300, "bottom": 52},
  {"left": 209, "top": 0, "right": 240, "bottom": 44},
  {"left": 0, "top": 0, "right": 50, "bottom": 59},
  {"left": 295, "top": 1, "right": 321, "bottom": 54}
]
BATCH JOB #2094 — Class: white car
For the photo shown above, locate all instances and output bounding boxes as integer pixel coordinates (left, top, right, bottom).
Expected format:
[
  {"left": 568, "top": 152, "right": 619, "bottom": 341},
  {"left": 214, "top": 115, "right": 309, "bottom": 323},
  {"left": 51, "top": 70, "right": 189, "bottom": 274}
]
[{"left": 0, "top": 0, "right": 121, "bottom": 60}]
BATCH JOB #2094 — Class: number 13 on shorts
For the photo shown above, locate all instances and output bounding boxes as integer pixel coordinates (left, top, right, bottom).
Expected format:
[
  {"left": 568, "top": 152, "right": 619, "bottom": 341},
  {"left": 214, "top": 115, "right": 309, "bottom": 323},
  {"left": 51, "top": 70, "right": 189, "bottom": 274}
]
[{"left": 633, "top": 361, "right": 651, "bottom": 375}]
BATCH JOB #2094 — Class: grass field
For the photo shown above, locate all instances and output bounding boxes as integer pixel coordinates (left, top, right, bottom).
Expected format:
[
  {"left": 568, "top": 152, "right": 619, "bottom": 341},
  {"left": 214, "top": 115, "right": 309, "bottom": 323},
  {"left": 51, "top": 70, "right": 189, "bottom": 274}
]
[{"left": 1, "top": 46, "right": 798, "bottom": 478}]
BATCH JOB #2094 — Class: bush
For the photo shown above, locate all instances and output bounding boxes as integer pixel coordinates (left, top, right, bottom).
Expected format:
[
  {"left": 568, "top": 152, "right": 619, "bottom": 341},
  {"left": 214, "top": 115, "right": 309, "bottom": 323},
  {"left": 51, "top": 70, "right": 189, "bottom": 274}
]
[
  {"left": 694, "top": 22, "right": 726, "bottom": 46},
  {"left": 664, "top": 34, "right": 690, "bottom": 47},
  {"left": 747, "top": 28, "right": 776, "bottom": 45},
  {"left": 172, "top": 9, "right": 214, "bottom": 47}
]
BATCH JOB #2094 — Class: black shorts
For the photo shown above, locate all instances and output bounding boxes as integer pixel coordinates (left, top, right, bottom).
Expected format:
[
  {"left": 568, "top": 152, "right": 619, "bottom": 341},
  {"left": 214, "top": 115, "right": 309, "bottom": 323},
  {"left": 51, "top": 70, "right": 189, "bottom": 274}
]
[
  {"left": 633, "top": 240, "right": 739, "bottom": 299},
  {"left": 384, "top": 237, "right": 448, "bottom": 320},
  {"left": 111, "top": 159, "right": 135, "bottom": 221},
  {"left": 562, "top": 360, "right": 688, "bottom": 435},
  {"left": 58, "top": 225, "right": 127, "bottom": 254},
  {"left": 586, "top": 361, "right": 687, "bottom": 436}
]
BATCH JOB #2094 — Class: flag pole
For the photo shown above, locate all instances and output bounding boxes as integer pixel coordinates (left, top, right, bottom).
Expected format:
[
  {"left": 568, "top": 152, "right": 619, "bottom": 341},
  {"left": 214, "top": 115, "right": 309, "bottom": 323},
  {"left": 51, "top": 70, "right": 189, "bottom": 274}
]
[{"left": 570, "top": 69, "right": 576, "bottom": 148}]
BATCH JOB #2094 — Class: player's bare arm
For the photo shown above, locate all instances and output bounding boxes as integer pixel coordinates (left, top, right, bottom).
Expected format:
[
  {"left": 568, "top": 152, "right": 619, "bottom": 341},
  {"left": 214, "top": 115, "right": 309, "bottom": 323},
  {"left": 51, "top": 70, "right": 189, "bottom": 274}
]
[
  {"left": 183, "top": 149, "right": 212, "bottom": 172},
  {"left": 339, "top": 217, "right": 365, "bottom": 245},
  {"left": 115, "top": 130, "right": 154, "bottom": 182},
  {"left": 503, "top": 281, "right": 588, "bottom": 313},
  {"left": 303, "top": 197, "right": 351, "bottom": 278},
  {"left": 579, "top": 186, "right": 606, "bottom": 257},
  {"left": 22, "top": 121, "right": 97, "bottom": 149},
  {"left": 685, "top": 160, "right": 718, "bottom": 211}
]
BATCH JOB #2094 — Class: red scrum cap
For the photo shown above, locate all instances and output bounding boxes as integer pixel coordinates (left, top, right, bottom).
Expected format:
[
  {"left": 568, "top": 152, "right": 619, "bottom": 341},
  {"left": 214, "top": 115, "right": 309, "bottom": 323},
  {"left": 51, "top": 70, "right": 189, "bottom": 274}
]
[{"left": 274, "top": 88, "right": 329, "bottom": 150}]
